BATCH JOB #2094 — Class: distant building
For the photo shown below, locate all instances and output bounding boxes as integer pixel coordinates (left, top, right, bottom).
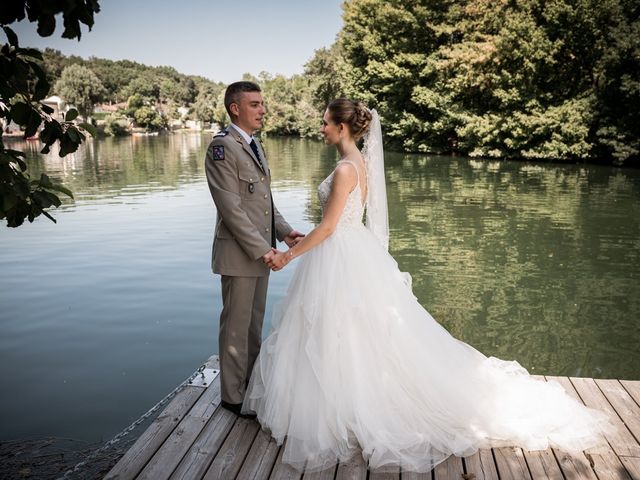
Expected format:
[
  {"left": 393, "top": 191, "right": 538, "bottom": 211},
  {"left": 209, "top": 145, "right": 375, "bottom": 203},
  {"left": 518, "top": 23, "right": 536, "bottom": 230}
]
[
  {"left": 43, "top": 95, "right": 66, "bottom": 121},
  {"left": 3, "top": 96, "right": 66, "bottom": 136},
  {"left": 177, "top": 106, "right": 190, "bottom": 118}
]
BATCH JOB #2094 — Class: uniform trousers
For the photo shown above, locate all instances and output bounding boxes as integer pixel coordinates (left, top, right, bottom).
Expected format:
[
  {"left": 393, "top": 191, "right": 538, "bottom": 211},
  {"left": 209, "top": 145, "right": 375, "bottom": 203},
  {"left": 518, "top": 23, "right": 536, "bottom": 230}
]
[{"left": 219, "top": 274, "right": 269, "bottom": 404}]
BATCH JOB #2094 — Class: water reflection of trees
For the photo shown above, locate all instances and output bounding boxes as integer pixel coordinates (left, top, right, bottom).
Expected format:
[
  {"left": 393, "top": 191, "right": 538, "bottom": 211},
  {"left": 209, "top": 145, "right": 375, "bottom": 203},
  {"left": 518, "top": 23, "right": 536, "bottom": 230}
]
[
  {"left": 8, "top": 133, "right": 207, "bottom": 207},
  {"left": 386, "top": 153, "right": 640, "bottom": 379}
]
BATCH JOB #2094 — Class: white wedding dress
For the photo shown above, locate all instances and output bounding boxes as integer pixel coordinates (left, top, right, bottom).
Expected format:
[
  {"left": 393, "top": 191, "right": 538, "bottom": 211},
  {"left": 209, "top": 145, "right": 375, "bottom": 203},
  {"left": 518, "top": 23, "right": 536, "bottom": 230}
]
[{"left": 243, "top": 160, "right": 614, "bottom": 473}]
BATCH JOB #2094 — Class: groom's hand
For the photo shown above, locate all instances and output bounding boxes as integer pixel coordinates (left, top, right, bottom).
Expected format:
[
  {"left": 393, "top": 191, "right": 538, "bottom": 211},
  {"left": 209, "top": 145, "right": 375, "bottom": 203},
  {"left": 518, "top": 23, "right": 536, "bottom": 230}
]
[
  {"left": 270, "top": 250, "right": 290, "bottom": 271},
  {"left": 262, "top": 248, "right": 277, "bottom": 265},
  {"left": 284, "top": 230, "right": 305, "bottom": 248}
]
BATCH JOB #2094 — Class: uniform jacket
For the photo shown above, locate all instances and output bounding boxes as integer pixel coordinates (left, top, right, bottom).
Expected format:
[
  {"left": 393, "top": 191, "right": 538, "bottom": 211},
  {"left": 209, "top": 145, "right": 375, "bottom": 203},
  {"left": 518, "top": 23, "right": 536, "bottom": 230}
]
[{"left": 205, "top": 127, "right": 292, "bottom": 276}]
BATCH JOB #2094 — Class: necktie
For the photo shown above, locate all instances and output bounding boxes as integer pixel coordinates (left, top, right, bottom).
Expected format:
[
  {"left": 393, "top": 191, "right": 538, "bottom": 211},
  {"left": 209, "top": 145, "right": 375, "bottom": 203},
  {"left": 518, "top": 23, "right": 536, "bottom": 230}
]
[
  {"left": 249, "top": 138, "right": 275, "bottom": 246},
  {"left": 249, "top": 139, "right": 264, "bottom": 171}
]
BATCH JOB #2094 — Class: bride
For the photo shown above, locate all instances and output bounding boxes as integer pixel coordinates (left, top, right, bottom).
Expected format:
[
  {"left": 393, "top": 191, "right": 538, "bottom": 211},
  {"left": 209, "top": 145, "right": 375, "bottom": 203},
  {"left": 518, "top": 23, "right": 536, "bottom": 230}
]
[{"left": 242, "top": 98, "right": 615, "bottom": 473}]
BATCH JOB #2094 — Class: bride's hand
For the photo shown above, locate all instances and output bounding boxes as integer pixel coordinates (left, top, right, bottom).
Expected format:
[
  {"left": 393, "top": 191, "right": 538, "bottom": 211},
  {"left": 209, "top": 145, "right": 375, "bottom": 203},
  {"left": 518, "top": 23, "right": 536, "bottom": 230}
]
[{"left": 270, "top": 250, "right": 292, "bottom": 271}]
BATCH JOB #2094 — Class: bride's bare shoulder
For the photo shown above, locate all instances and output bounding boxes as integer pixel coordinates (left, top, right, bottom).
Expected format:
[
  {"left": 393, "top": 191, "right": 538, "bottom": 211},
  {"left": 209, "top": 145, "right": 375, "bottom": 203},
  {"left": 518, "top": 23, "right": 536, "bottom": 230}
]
[
  {"left": 332, "top": 162, "right": 358, "bottom": 189},
  {"left": 334, "top": 161, "right": 357, "bottom": 177}
]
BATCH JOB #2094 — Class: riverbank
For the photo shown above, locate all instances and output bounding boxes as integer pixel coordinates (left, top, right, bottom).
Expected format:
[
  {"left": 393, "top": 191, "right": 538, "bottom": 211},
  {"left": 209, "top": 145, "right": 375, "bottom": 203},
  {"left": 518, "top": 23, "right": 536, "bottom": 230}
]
[{"left": 4, "top": 128, "right": 638, "bottom": 169}]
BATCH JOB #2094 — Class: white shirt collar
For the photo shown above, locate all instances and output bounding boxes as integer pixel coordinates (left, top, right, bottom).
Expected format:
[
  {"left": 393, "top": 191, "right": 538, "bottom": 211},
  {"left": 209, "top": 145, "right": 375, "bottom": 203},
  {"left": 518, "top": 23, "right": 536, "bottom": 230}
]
[{"left": 230, "top": 123, "right": 254, "bottom": 145}]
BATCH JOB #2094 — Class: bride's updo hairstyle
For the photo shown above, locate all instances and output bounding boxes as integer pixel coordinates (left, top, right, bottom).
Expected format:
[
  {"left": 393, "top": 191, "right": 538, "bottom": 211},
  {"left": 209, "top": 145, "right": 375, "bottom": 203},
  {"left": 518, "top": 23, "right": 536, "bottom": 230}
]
[{"left": 327, "top": 98, "right": 372, "bottom": 141}]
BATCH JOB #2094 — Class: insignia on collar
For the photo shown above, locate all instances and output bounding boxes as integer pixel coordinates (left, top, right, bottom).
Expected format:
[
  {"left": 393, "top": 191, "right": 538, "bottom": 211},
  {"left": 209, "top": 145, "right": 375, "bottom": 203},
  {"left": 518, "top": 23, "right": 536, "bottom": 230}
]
[{"left": 212, "top": 145, "right": 225, "bottom": 161}]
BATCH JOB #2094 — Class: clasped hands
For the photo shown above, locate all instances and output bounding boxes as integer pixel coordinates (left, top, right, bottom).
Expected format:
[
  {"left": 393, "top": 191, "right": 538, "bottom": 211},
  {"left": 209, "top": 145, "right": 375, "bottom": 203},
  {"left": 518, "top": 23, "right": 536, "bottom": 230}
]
[{"left": 262, "top": 230, "right": 305, "bottom": 271}]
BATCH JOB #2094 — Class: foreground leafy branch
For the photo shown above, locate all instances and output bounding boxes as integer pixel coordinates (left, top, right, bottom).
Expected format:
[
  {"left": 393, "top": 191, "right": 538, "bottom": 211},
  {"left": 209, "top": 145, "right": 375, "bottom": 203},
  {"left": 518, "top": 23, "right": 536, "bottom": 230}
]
[{"left": 0, "top": 0, "right": 100, "bottom": 227}]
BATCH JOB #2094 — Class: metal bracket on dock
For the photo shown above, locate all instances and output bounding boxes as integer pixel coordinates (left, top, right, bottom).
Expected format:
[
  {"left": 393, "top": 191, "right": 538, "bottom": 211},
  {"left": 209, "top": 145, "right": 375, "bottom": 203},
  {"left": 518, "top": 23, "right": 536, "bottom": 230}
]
[{"left": 188, "top": 368, "right": 219, "bottom": 388}]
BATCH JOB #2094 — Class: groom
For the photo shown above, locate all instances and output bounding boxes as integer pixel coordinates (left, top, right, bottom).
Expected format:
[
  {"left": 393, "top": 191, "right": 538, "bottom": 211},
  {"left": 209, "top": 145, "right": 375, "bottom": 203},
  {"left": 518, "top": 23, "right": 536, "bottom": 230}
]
[{"left": 204, "top": 81, "right": 303, "bottom": 417}]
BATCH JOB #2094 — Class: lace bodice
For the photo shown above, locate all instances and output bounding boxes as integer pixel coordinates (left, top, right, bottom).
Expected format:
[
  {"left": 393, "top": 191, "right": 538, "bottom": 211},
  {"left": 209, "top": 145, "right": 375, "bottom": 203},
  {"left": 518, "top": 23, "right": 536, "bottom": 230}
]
[{"left": 317, "top": 161, "right": 366, "bottom": 229}]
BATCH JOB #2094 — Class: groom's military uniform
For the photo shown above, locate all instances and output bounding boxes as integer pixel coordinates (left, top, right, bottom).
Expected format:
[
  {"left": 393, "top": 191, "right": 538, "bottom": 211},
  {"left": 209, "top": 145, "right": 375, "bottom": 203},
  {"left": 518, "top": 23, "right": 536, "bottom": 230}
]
[{"left": 205, "top": 125, "right": 292, "bottom": 405}]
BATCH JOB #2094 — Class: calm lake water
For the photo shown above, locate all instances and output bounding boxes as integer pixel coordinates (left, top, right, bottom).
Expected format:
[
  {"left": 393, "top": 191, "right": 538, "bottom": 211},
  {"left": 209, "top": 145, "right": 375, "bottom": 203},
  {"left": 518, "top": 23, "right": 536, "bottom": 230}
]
[{"left": 1, "top": 133, "right": 639, "bottom": 445}]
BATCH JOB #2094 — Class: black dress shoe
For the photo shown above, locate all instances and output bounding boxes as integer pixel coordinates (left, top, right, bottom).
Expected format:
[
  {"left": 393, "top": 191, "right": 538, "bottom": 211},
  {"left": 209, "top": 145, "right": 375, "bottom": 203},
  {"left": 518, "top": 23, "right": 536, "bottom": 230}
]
[{"left": 220, "top": 400, "right": 257, "bottom": 419}]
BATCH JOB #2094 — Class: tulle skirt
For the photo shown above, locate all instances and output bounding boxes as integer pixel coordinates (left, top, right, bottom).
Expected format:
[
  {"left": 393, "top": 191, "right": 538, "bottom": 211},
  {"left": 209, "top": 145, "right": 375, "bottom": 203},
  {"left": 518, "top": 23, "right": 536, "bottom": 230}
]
[{"left": 242, "top": 223, "right": 615, "bottom": 473}]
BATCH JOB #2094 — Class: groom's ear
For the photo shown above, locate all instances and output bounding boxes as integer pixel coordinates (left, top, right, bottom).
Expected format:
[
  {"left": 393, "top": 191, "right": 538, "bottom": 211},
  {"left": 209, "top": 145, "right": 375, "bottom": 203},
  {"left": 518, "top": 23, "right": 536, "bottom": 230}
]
[{"left": 229, "top": 102, "right": 240, "bottom": 119}]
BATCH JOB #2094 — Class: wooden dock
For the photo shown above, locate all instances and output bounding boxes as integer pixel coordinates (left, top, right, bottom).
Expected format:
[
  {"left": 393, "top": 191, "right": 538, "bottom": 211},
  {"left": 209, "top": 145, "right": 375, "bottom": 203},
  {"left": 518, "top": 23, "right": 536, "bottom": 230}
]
[{"left": 105, "top": 355, "right": 640, "bottom": 480}]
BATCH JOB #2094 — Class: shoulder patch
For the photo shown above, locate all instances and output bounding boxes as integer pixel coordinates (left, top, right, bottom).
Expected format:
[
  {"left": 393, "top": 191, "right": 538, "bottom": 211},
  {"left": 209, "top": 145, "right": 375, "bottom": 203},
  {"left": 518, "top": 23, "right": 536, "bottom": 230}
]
[
  {"left": 212, "top": 145, "right": 225, "bottom": 161},
  {"left": 213, "top": 130, "right": 228, "bottom": 138}
]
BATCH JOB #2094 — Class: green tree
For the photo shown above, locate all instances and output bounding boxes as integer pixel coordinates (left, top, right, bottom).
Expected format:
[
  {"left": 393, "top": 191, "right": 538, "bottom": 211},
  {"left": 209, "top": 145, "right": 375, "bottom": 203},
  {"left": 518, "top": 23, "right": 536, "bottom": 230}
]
[
  {"left": 212, "top": 89, "right": 229, "bottom": 128},
  {"left": 0, "top": 0, "right": 100, "bottom": 228},
  {"left": 259, "top": 72, "right": 322, "bottom": 138},
  {"left": 85, "top": 57, "right": 145, "bottom": 103},
  {"left": 122, "top": 74, "right": 160, "bottom": 102},
  {"left": 134, "top": 106, "right": 166, "bottom": 131},
  {"left": 337, "top": 0, "right": 639, "bottom": 165},
  {"left": 103, "top": 113, "right": 128, "bottom": 136},
  {"left": 304, "top": 43, "right": 346, "bottom": 111},
  {"left": 54, "top": 64, "right": 106, "bottom": 120},
  {"left": 190, "top": 85, "right": 220, "bottom": 124},
  {"left": 125, "top": 93, "right": 146, "bottom": 114}
]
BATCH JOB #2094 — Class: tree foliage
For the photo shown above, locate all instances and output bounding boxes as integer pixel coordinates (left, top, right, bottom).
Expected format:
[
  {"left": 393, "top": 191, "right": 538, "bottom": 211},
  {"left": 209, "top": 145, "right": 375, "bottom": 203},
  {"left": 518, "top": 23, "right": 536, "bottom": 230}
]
[
  {"left": 335, "top": 0, "right": 639, "bottom": 165},
  {"left": 304, "top": 43, "right": 346, "bottom": 111},
  {"left": 54, "top": 63, "right": 106, "bottom": 119},
  {"left": 42, "top": 49, "right": 227, "bottom": 126},
  {"left": 1, "top": 0, "right": 100, "bottom": 228},
  {"left": 133, "top": 105, "right": 166, "bottom": 131},
  {"left": 258, "top": 73, "right": 322, "bottom": 138}
]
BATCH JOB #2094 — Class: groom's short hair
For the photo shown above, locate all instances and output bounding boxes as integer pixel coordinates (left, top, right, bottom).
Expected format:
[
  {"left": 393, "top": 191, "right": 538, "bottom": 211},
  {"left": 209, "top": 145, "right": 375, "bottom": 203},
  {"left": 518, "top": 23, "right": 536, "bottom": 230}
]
[{"left": 224, "top": 81, "right": 262, "bottom": 116}]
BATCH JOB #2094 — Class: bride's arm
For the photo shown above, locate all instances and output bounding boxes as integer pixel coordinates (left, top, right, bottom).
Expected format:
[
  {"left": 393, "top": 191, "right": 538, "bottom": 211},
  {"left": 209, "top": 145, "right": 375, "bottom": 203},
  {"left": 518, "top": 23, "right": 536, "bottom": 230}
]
[{"left": 269, "top": 164, "right": 356, "bottom": 270}]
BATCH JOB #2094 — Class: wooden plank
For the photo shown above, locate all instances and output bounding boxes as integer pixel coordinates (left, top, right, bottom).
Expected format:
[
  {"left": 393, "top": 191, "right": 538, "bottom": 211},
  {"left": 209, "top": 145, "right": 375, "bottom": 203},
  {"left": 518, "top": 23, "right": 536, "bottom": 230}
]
[
  {"left": 522, "top": 448, "right": 563, "bottom": 480},
  {"left": 463, "top": 449, "right": 499, "bottom": 480},
  {"left": 302, "top": 462, "right": 338, "bottom": 479},
  {"left": 139, "top": 411, "right": 233, "bottom": 480},
  {"left": 204, "top": 354, "right": 220, "bottom": 369},
  {"left": 551, "top": 449, "right": 598, "bottom": 480},
  {"left": 585, "top": 453, "right": 634, "bottom": 480},
  {"left": 401, "top": 469, "right": 431, "bottom": 480},
  {"left": 597, "top": 379, "right": 640, "bottom": 446},
  {"left": 493, "top": 447, "right": 531, "bottom": 480},
  {"left": 571, "top": 377, "right": 640, "bottom": 457},
  {"left": 620, "top": 380, "right": 640, "bottom": 407},
  {"left": 549, "top": 376, "right": 631, "bottom": 480},
  {"left": 368, "top": 464, "right": 400, "bottom": 479},
  {"left": 269, "top": 444, "right": 301, "bottom": 480},
  {"left": 335, "top": 451, "right": 366, "bottom": 480},
  {"left": 434, "top": 454, "right": 464, "bottom": 480},
  {"left": 169, "top": 408, "right": 237, "bottom": 479},
  {"left": 136, "top": 379, "right": 225, "bottom": 480},
  {"left": 237, "top": 428, "right": 281, "bottom": 479},
  {"left": 203, "top": 417, "right": 260, "bottom": 480},
  {"left": 104, "top": 385, "right": 205, "bottom": 480},
  {"left": 619, "top": 456, "right": 640, "bottom": 480}
]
